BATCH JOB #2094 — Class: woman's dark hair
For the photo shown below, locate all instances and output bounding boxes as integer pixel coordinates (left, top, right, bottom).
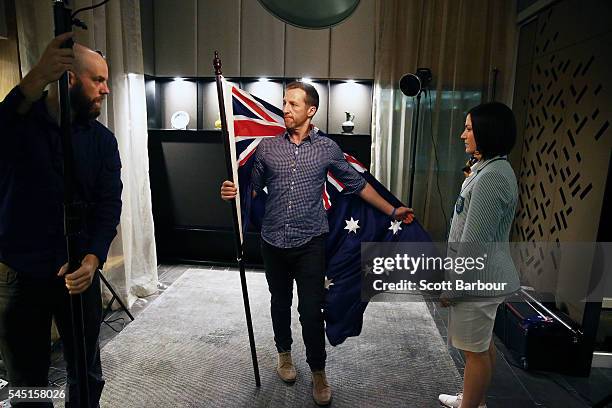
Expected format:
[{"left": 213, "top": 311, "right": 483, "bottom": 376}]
[{"left": 468, "top": 102, "right": 517, "bottom": 159}]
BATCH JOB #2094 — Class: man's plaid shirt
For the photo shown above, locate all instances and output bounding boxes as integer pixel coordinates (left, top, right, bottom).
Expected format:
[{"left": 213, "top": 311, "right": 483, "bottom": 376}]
[{"left": 252, "top": 127, "right": 366, "bottom": 248}]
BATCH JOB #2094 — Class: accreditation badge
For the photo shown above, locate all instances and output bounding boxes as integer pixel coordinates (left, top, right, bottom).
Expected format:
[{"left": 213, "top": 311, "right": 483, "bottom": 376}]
[{"left": 455, "top": 195, "right": 465, "bottom": 214}]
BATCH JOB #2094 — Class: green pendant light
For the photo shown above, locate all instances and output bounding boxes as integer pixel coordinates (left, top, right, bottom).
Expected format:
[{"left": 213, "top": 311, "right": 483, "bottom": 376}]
[{"left": 258, "top": 0, "right": 361, "bottom": 29}]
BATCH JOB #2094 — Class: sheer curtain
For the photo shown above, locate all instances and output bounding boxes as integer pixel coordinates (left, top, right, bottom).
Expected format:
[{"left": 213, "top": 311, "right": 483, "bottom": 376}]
[
  {"left": 15, "top": 0, "right": 158, "bottom": 307},
  {"left": 372, "top": 0, "right": 517, "bottom": 241}
]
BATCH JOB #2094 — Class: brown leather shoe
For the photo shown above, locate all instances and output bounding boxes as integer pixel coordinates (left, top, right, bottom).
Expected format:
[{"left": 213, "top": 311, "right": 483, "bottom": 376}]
[
  {"left": 276, "top": 352, "right": 296, "bottom": 383},
  {"left": 311, "top": 370, "right": 332, "bottom": 406}
]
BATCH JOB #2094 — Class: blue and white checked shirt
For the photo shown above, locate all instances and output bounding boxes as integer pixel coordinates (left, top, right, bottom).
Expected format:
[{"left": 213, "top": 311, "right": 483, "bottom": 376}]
[{"left": 252, "top": 128, "right": 366, "bottom": 248}]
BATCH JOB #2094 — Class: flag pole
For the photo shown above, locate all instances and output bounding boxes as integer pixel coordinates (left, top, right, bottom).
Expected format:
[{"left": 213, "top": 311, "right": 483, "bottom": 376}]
[{"left": 213, "top": 51, "right": 261, "bottom": 387}]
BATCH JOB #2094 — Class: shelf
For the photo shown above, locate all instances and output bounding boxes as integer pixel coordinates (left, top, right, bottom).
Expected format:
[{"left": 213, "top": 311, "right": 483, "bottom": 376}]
[{"left": 145, "top": 77, "right": 374, "bottom": 135}]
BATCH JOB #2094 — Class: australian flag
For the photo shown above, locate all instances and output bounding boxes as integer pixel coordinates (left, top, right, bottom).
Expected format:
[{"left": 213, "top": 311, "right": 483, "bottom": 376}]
[{"left": 219, "top": 78, "right": 433, "bottom": 346}]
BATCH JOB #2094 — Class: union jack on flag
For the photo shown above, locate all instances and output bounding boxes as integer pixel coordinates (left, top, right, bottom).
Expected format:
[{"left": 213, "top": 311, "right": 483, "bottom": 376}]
[{"left": 219, "top": 77, "right": 433, "bottom": 345}]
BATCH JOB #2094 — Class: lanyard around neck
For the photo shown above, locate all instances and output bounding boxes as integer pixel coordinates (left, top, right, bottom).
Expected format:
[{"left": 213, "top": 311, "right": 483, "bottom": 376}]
[{"left": 459, "top": 157, "right": 506, "bottom": 195}]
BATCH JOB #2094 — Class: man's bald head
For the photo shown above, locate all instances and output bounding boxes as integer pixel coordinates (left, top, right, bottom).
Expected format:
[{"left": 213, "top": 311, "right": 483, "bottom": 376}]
[
  {"left": 69, "top": 43, "right": 110, "bottom": 122},
  {"left": 72, "top": 43, "right": 107, "bottom": 75}
]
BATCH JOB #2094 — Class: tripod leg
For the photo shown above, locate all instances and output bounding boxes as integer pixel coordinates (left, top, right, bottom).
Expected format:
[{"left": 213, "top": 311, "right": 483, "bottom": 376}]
[
  {"left": 98, "top": 271, "right": 134, "bottom": 321},
  {"left": 102, "top": 296, "right": 116, "bottom": 321}
]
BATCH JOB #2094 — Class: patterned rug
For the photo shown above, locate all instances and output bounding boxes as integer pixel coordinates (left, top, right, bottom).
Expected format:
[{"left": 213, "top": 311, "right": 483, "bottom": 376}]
[{"left": 100, "top": 268, "right": 461, "bottom": 407}]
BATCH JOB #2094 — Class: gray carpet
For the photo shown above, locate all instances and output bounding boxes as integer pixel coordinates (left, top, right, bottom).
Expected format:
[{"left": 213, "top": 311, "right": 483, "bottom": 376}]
[{"left": 100, "top": 268, "right": 461, "bottom": 407}]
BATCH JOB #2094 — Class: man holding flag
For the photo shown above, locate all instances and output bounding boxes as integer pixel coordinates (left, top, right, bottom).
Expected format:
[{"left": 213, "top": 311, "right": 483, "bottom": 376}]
[{"left": 221, "top": 81, "right": 413, "bottom": 406}]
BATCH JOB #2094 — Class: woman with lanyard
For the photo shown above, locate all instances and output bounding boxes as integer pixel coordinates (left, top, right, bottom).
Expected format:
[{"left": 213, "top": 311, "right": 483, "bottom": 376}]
[{"left": 438, "top": 102, "right": 521, "bottom": 408}]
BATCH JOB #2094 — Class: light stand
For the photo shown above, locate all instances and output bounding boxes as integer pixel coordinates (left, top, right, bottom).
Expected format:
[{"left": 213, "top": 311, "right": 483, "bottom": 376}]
[
  {"left": 52, "top": 3, "right": 91, "bottom": 406},
  {"left": 400, "top": 68, "right": 432, "bottom": 208},
  {"left": 52, "top": 1, "right": 111, "bottom": 405}
]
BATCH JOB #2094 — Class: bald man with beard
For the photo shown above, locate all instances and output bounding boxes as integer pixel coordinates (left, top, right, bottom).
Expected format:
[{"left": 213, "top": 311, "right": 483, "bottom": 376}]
[{"left": 0, "top": 33, "right": 122, "bottom": 407}]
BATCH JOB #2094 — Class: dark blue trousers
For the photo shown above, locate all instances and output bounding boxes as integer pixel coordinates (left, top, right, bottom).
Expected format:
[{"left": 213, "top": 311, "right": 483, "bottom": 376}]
[
  {"left": 0, "top": 263, "right": 104, "bottom": 407},
  {"left": 260, "top": 234, "right": 327, "bottom": 371}
]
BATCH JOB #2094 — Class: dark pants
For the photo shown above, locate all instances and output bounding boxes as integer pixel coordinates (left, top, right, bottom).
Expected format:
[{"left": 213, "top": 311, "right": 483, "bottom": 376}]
[
  {"left": 260, "top": 234, "right": 327, "bottom": 371},
  {"left": 0, "top": 263, "right": 104, "bottom": 408}
]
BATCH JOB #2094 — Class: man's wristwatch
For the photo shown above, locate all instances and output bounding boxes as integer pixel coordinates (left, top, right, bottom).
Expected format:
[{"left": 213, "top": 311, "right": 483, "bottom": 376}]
[{"left": 390, "top": 207, "right": 397, "bottom": 219}]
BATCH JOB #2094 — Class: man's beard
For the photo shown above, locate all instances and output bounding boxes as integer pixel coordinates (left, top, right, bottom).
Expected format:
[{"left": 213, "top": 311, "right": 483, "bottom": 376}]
[{"left": 70, "top": 81, "right": 102, "bottom": 123}]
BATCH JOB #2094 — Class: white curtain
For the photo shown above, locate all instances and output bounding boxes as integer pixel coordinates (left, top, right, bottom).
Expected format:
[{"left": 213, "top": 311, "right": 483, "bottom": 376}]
[
  {"left": 15, "top": 0, "right": 158, "bottom": 307},
  {"left": 372, "top": 0, "right": 517, "bottom": 241}
]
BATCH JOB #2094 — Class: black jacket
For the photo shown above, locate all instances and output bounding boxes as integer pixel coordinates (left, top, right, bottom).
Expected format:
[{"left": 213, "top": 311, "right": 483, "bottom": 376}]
[{"left": 0, "top": 86, "right": 122, "bottom": 279}]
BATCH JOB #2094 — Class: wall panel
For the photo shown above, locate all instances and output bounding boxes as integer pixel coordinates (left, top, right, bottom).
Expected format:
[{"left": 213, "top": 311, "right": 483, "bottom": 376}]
[
  {"left": 512, "top": 0, "right": 612, "bottom": 324},
  {"left": 154, "top": 0, "right": 197, "bottom": 76},
  {"left": 240, "top": 0, "right": 285, "bottom": 77},
  {"left": 330, "top": 0, "right": 375, "bottom": 79},
  {"left": 197, "top": 0, "right": 240, "bottom": 77},
  {"left": 284, "top": 25, "right": 330, "bottom": 79}
]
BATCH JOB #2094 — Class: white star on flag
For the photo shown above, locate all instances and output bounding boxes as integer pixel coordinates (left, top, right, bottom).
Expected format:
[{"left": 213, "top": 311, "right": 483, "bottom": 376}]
[
  {"left": 389, "top": 220, "right": 402, "bottom": 235},
  {"left": 344, "top": 217, "right": 360, "bottom": 234},
  {"left": 324, "top": 277, "right": 335, "bottom": 289}
]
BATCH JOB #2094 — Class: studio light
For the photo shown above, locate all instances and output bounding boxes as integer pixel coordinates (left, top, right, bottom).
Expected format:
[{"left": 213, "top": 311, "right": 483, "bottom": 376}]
[{"left": 399, "top": 68, "right": 432, "bottom": 97}]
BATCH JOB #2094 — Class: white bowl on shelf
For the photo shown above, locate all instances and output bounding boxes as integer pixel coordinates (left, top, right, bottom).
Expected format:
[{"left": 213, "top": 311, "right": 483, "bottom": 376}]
[{"left": 170, "top": 111, "right": 190, "bottom": 130}]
